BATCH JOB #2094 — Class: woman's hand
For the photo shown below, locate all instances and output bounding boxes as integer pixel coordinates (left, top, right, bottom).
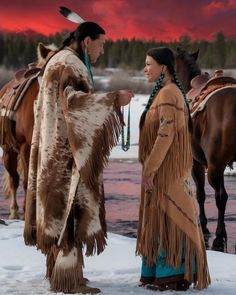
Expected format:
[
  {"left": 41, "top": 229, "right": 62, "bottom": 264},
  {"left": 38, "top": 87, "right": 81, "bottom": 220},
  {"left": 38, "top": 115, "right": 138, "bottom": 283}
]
[
  {"left": 117, "top": 90, "right": 134, "bottom": 106},
  {"left": 142, "top": 175, "right": 154, "bottom": 192}
]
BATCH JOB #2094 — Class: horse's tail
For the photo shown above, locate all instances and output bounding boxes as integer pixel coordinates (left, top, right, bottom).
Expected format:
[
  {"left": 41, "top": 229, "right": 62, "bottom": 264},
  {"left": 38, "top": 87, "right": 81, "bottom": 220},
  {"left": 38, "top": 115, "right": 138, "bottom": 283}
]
[{"left": 2, "top": 156, "right": 24, "bottom": 199}]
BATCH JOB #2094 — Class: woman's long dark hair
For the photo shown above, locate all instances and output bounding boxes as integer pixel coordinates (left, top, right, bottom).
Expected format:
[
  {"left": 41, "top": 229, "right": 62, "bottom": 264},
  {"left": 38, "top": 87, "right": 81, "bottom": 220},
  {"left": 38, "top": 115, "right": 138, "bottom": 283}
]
[
  {"left": 62, "top": 21, "right": 105, "bottom": 63},
  {"left": 140, "top": 47, "right": 192, "bottom": 132}
]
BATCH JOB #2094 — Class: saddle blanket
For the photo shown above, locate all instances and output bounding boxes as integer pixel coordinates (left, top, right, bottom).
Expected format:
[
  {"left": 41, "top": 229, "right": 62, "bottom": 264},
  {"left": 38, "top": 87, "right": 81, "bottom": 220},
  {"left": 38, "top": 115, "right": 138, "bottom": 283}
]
[{"left": 191, "top": 85, "right": 236, "bottom": 118}]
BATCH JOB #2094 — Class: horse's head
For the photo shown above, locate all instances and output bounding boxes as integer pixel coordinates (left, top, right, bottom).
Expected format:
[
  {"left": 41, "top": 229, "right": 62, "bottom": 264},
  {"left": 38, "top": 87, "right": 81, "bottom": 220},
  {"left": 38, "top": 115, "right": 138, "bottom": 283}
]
[
  {"left": 175, "top": 47, "right": 201, "bottom": 93},
  {"left": 36, "top": 43, "right": 58, "bottom": 68}
]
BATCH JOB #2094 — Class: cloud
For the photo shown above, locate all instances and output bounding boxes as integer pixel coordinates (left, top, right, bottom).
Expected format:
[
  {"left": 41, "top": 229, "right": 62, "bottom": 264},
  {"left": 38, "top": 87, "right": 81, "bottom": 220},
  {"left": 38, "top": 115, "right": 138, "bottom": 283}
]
[{"left": 203, "top": 0, "right": 236, "bottom": 16}]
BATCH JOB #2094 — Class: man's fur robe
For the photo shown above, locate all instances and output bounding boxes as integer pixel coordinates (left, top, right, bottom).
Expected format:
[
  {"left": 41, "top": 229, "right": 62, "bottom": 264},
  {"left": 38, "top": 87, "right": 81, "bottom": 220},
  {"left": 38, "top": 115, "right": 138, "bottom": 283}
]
[{"left": 24, "top": 47, "right": 123, "bottom": 293}]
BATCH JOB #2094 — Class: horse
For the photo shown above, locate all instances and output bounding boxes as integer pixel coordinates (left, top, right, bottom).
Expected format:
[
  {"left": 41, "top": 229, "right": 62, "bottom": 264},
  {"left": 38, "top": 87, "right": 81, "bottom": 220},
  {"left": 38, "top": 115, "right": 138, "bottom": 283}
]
[
  {"left": 0, "top": 43, "right": 57, "bottom": 219},
  {"left": 175, "top": 48, "right": 236, "bottom": 251}
]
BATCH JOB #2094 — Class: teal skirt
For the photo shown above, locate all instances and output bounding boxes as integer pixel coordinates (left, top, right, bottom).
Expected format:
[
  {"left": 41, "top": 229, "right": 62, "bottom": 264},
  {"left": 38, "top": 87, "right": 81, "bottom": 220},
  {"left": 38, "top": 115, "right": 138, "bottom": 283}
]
[{"left": 141, "top": 249, "right": 196, "bottom": 282}]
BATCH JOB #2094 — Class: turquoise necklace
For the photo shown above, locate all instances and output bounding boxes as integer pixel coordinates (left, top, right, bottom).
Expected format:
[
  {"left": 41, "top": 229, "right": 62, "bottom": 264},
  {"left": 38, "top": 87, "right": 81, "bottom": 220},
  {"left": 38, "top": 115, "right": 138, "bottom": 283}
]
[{"left": 121, "top": 103, "right": 131, "bottom": 151}]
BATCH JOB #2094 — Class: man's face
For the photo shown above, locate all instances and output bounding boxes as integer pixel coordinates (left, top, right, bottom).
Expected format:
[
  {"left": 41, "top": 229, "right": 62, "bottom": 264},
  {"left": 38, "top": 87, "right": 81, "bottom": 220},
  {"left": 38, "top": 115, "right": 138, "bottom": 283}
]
[{"left": 87, "top": 34, "right": 105, "bottom": 64}]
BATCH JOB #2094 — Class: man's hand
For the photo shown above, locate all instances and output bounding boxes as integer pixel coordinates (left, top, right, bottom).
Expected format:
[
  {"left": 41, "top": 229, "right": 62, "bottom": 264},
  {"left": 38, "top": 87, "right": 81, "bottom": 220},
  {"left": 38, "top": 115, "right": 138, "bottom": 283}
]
[{"left": 117, "top": 90, "right": 134, "bottom": 106}]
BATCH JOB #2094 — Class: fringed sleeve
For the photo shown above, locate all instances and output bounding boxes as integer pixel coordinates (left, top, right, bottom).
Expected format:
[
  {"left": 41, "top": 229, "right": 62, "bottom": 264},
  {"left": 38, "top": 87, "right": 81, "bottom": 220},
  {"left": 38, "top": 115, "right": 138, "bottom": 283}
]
[
  {"left": 59, "top": 61, "right": 123, "bottom": 176},
  {"left": 59, "top": 68, "right": 123, "bottom": 188},
  {"left": 143, "top": 89, "right": 176, "bottom": 178}
]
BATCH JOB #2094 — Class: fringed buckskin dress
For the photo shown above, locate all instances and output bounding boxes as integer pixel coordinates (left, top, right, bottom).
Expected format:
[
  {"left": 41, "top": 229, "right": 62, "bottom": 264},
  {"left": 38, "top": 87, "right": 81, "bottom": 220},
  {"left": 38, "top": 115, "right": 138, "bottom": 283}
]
[
  {"left": 136, "top": 83, "right": 211, "bottom": 290},
  {"left": 24, "top": 47, "right": 123, "bottom": 294}
]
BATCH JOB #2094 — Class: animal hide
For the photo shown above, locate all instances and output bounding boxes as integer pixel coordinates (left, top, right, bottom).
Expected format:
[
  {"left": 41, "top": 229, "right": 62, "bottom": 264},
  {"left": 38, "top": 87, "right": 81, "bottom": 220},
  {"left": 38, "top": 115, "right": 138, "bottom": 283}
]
[
  {"left": 137, "top": 83, "right": 210, "bottom": 289},
  {"left": 24, "top": 47, "right": 123, "bottom": 260}
]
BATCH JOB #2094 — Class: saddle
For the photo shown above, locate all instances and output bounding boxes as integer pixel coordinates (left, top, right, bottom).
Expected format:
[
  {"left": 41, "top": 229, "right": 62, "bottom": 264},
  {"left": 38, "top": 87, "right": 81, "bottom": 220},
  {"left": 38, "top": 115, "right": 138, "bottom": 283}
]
[
  {"left": 11, "top": 63, "right": 41, "bottom": 91},
  {"left": 0, "top": 64, "right": 41, "bottom": 151},
  {"left": 187, "top": 72, "right": 210, "bottom": 103},
  {"left": 187, "top": 70, "right": 236, "bottom": 115},
  {"left": 0, "top": 65, "right": 41, "bottom": 118}
]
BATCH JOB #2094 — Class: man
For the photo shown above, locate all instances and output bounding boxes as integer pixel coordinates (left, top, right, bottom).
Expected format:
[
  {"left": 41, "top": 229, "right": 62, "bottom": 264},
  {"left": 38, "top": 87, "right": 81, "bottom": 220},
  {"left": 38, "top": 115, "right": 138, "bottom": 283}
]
[{"left": 24, "top": 22, "right": 133, "bottom": 294}]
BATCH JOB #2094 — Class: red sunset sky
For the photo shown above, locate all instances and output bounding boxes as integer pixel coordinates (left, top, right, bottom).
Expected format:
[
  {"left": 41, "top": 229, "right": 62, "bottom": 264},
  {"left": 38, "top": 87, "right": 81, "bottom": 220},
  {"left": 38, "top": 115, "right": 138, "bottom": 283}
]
[{"left": 0, "top": 0, "right": 236, "bottom": 41}]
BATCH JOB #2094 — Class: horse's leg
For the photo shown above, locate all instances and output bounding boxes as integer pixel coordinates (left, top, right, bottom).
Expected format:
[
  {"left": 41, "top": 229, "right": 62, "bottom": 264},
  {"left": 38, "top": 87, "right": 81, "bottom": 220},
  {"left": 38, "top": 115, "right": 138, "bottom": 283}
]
[
  {"left": 19, "top": 143, "right": 30, "bottom": 218},
  {"left": 2, "top": 149, "right": 20, "bottom": 219},
  {"left": 207, "top": 164, "right": 227, "bottom": 251},
  {"left": 192, "top": 159, "right": 209, "bottom": 235}
]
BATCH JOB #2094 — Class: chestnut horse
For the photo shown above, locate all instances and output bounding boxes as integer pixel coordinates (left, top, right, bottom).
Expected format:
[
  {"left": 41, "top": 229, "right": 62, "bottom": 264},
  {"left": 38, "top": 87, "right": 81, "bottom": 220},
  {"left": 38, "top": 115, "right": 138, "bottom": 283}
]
[
  {"left": 175, "top": 48, "right": 236, "bottom": 251},
  {"left": 0, "top": 43, "right": 56, "bottom": 219}
]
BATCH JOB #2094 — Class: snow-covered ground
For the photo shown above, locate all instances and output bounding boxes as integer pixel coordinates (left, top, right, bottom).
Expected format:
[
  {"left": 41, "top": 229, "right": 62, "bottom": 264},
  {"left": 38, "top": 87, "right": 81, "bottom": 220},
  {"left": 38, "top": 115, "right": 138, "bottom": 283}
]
[{"left": 0, "top": 221, "right": 236, "bottom": 295}]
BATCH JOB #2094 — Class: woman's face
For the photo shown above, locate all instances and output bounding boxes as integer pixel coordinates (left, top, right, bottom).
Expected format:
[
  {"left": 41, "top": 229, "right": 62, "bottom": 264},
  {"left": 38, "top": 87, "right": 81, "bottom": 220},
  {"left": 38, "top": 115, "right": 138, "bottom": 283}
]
[{"left": 144, "top": 55, "right": 163, "bottom": 83}]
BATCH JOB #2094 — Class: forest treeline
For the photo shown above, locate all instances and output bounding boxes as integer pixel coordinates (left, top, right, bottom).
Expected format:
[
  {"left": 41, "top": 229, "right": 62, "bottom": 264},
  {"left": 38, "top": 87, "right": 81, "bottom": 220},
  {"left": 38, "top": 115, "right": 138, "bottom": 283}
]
[{"left": 0, "top": 30, "right": 235, "bottom": 70}]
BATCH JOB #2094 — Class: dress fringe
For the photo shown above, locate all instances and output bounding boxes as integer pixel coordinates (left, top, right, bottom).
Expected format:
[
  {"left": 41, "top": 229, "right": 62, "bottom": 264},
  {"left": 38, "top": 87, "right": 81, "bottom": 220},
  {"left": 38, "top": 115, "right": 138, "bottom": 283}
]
[{"left": 137, "top": 119, "right": 210, "bottom": 289}]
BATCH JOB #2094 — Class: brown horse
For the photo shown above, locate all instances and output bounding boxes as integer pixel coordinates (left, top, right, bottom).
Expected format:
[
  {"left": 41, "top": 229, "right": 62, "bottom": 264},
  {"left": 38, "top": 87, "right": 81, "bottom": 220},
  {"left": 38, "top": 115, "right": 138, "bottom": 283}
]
[
  {"left": 175, "top": 48, "right": 236, "bottom": 251},
  {"left": 0, "top": 43, "right": 56, "bottom": 219}
]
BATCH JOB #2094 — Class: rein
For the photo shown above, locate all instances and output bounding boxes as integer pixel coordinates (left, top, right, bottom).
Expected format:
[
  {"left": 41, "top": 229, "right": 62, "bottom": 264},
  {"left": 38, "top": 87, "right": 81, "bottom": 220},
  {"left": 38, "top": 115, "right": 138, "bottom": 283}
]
[{"left": 121, "top": 103, "right": 131, "bottom": 151}]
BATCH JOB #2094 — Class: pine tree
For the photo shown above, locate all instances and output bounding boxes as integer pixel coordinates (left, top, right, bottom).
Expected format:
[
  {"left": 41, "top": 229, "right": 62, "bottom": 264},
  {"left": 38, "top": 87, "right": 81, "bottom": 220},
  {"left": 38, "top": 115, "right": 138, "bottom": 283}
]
[
  {"left": 1, "top": 30, "right": 236, "bottom": 71},
  {"left": 0, "top": 32, "right": 5, "bottom": 64}
]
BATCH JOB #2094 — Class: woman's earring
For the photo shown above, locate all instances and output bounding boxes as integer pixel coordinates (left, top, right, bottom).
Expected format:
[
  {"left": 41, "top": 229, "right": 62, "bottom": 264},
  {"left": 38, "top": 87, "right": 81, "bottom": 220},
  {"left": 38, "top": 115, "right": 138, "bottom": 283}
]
[
  {"left": 160, "top": 72, "right": 165, "bottom": 80},
  {"left": 160, "top": 66, "right": 165, "bottom": 79}
]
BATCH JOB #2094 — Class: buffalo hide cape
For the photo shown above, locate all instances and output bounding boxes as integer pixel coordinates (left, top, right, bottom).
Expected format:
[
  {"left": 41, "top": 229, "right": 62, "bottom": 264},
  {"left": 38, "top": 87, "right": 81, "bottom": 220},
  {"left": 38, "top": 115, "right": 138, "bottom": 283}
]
[{"left": 24, "top": 47, "right": 123, "bottom": 264}]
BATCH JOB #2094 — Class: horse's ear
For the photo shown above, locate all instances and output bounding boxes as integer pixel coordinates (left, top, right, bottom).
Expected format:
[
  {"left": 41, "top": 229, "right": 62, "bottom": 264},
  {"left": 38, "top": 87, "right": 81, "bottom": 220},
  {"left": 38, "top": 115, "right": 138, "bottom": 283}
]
[
  {"left": 191, "top": 49, "right": 199, "bottom": 61},
  {"left": 37, "top": 42, "right": 51, "bottom": 60},
  {"left": 176, "top": 47, "right": 185, "bottom": 57}
]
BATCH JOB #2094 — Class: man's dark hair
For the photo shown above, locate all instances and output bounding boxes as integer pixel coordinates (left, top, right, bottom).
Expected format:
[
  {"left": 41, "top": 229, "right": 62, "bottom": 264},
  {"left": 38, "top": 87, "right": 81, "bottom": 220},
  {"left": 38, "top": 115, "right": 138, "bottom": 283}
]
[
  {"left": 62, "top": 22, "right": 105, "bottom": 62},
  {"left": 74, "top": 22, "right": 105, "bottom": 41},
  {"left": 63, "top": 22, "right": 105, "bottom": 46}
]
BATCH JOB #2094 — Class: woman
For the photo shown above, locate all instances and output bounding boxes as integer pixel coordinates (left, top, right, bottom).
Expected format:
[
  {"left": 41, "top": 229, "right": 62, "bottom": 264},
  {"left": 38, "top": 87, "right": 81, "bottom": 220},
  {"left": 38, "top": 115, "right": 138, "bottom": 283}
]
[{"left": 136, "top": 47, "right": 211, "bottom": 291}]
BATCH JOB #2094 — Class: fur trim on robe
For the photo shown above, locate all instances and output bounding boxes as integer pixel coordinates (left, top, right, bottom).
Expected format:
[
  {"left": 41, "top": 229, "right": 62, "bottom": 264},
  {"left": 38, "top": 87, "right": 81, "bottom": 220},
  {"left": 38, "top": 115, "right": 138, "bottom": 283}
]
[
  {"left": 24, "top": 47, "right": 123, "bottom": 258},
  {"left": 136, "top": 83, "right": 211, "bottom": 289}
]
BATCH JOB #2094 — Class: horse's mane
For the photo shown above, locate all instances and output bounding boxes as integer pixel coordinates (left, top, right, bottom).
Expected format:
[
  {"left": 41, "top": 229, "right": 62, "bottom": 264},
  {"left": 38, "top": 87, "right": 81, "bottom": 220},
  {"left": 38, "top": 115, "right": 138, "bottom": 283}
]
[{"left": 176, "top": 48, "right": 201, "bottom": 79}]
